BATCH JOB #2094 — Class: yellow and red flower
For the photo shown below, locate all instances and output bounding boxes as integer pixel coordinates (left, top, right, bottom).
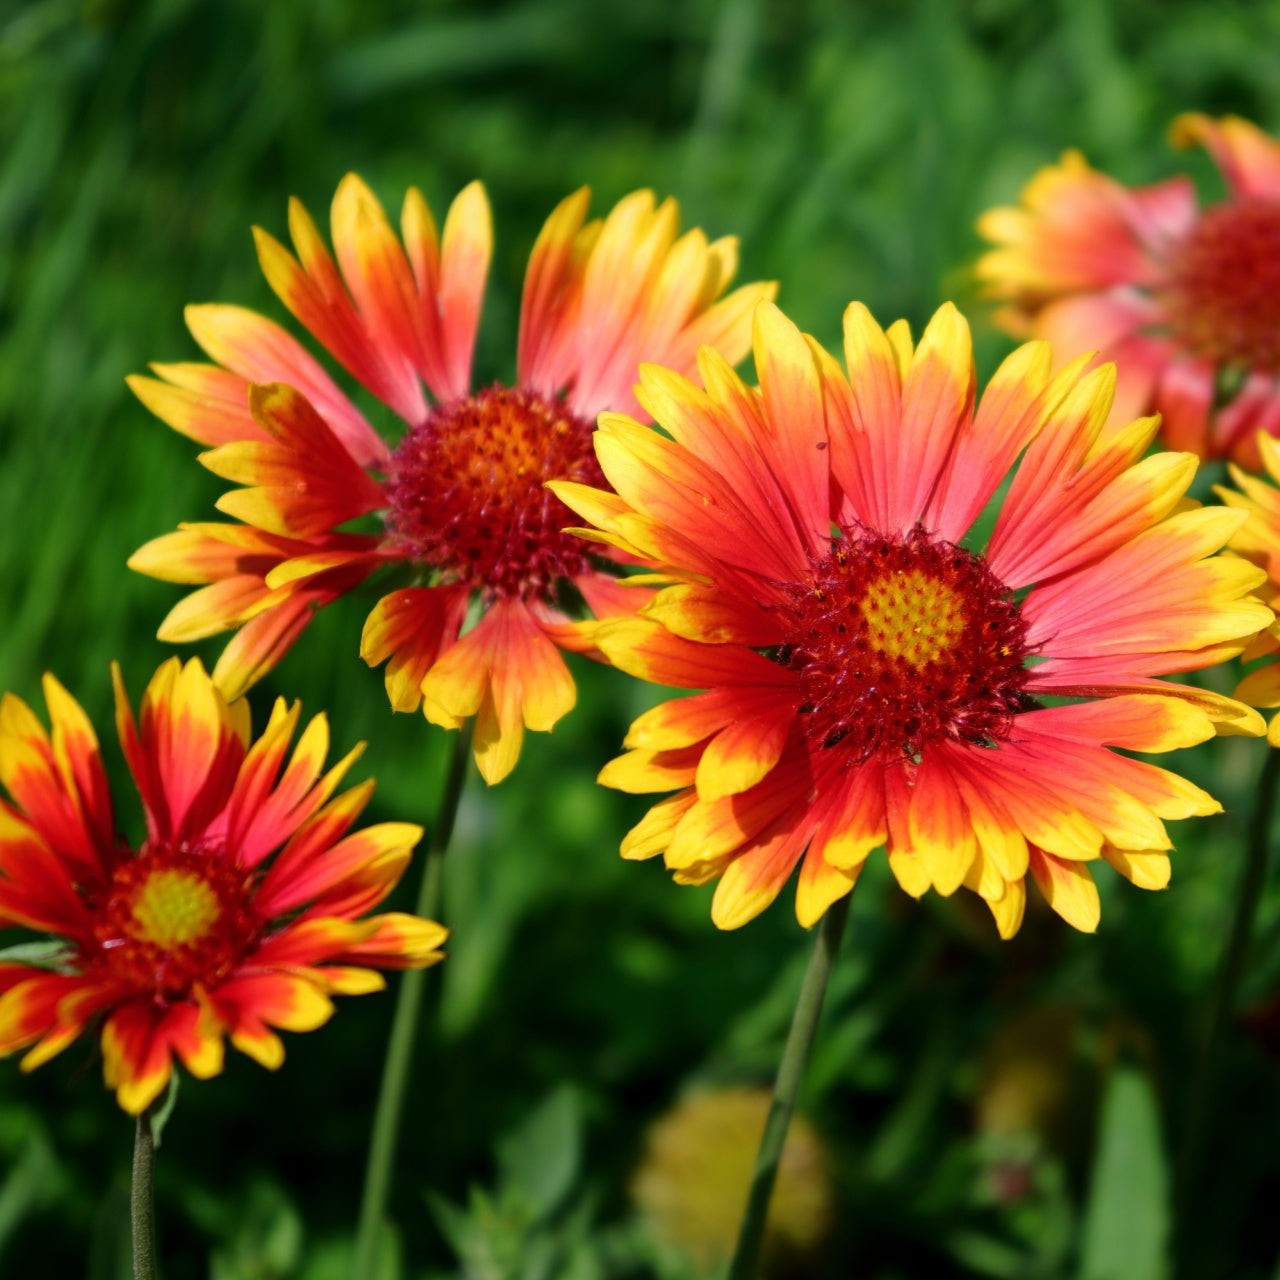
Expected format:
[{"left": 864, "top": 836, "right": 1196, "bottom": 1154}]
[
  {"left": 1218, "top": 433, "right": 1280, "bottom": 744},
  {"left": 0, "top": 657, "right": 443, "bottom": 1114},
  {"left": 553, "top": 301, "right": 1271, "bottom": 935},
  {"left": 129, "top": 178, "right": 774, "bottom": 783},
  {"left": 977, "top": 114, "right": 1280, "bottom": 467}
]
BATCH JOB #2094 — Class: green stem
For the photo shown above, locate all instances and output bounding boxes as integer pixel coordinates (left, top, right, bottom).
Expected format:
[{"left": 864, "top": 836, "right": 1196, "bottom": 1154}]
[
  {"left": 131, "top": 1109, "right": 158, "bottom": 1280},
  {"left": 1177, "top": 743, "right": 1280, "bottom": 1240},
  {"left": 353, "top": 726, "right": 472, "bottom": 1280},
  {"left": 726, "top": 894, "right": 850, "bottom": 1280}
]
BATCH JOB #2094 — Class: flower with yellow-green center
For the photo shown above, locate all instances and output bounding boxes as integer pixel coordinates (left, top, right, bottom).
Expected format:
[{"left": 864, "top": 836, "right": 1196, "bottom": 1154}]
[{"left": 0, "top": 657, "right": 444, "bottom": 1113}]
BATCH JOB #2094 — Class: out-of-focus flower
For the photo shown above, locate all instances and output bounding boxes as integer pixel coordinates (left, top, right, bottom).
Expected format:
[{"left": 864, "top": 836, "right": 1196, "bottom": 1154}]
[
  {"left": 977, "top": 114, "right": 1280, "bottom": 467},
  {"left": 129, "top": 178, "right": 774, "bottom": 783},
  {"left": 0, "top": 658, "right": 443, "bottom": 1113},
  {"left": 1218, "top": 432, "right": 1280, "bottom": 744},
  {"left": 631, "top": 1087, "right": 833, "bottom": 1274},
  {"left": 554, "top": 301, "right": 1269, "bottom": 933}
]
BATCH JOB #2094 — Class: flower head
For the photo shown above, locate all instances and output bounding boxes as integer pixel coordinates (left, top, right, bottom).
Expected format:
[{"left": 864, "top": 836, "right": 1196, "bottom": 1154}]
[
  {"left": 1218, "top": 433, "right": 1280, "bottom": 744},
  {"left": 0, "top": 657, "right": 443, "bottom": 1113},
  {"left": 976, "top": 114, "right": 1280, "bottom": 467},
  {"left": 129, "top": 178, "right": 774, "bottom": 783},
  {"left": 553, "top": 301, "right": 1270, "bottom": 934}
]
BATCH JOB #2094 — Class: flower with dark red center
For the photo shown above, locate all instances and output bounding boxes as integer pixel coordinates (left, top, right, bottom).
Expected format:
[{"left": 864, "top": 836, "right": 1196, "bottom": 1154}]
[
  {"left": 976, "top": 113, "right": 1280, "bottom": 467},
  {"left": 0, "top": 657, "right": 444, "bottom": 1113},
  {"left": 128, "top": 177, "right": 774, "bottom": 783},
  {"left": 552, "top": 301, "right": 1271, "bottom": 934}
]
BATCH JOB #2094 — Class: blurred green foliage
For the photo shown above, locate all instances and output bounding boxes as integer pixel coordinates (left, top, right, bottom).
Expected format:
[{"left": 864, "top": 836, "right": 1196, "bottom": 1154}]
[{"left": 4, "top": 0, "right": 1280, "bottom": 1276}]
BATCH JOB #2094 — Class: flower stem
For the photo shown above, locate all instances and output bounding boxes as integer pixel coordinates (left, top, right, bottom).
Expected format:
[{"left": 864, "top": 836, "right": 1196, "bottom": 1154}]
[
  {"left": 353, "top": 726, "right": 472, "bottom": 1280},
  {"left": 131, "top": 1108, "right": 158, "bottom": 1280},
  {"left": 1177, "top": 743, "right": 1280, "bottom": 1237},
  {"left": 726, "top": 894, "right": 850, "bottom": 1280}
]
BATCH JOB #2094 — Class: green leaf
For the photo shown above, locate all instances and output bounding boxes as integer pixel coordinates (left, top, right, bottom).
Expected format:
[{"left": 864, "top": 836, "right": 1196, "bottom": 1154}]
[
  {"left": 496, "top": 1086, "right": 582, "bottom": 1222},
  {"left": 1078, "top": 1065, "right": 1170, "bottom": 1280},
  {"left": 147, "top": 1072, "right": 179, "bottom": 1150},
  {"left": 0, "top": 939, "right": 75, "bottom": 970}
]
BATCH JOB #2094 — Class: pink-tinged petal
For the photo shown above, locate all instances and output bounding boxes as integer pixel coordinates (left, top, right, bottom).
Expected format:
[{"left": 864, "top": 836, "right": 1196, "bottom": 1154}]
[
  {"left": 947, "top": 764, "right": 1028, "bottom": 882},
  {"left": 205, "top": 383, "right": 385, "bottom": 539},
  {"left": 127, "top": 364, "right": 263, "bottom": 448},
  {"left": 567, "top": 192, "right": 677, "bottom": 414},
  {"left": 694, "top": 706, "right": 794, "bottom": 801},
  {"left": 666, "top": 280, "right": 778, "bottom": 379},
  {"left": 1032, "top": 291, "right": 1151, "bottom": 369},
  {"left": 1210, "top": 372, "right": 1280, "bottom": 468},
  {"left": 518, "top": 187, "right": 593, "bottom": 393},
  {"left": 1018, "top": 695, "right": 1216, "bottom": 753},
  {"left": 711, "top": 812, "right": 814, "bottom": 930},
  {"left": 360, "top": 587, "right": 469, "bottom": 713},
  {"left": 1027, "top": 847, "right": 1100, "bottom": 933},
  {"left": 1171, "top": 113, "right": 1280, "bottom": 201},
  {"left": 595, "top": 618, "right": 794, "bottom": 692},
  {"left": 1100, "top": 332, "right": 1175, "bottom": 432},
  {"left": 752, "top": 302, "right": 830, "bottom": 557},
  {"left": 438, "top": 181, "right": 492, "bottom": 398},
  {"left": 1025, "top": 509, "right": 1269, "bottom": 659},
  {"left": 101, "top": 1003, "right": 175, "bottom": 1115},
  {"left": 632, "top": 360, "right": 808, "bottom": 573},
  {"left": 925, "top": 340, "right": 1056, "bottom": 543},
  {"left": 835, "top": 302, "right": 904, "bottom": 532},
  {"left": 594, "top": 412, "right": 806, "bottom": 586},
  {"left": 976, "top": 150, "right": 1165, "bottom": 296},
  {"left": 879, "top": 304, "right": 975, "bottom": 538},
  {"left": 184, "top": 304, "right": 388, "bottom": 467},
  {"left": 985, "top": 363, "right": 1123, "bottom": 585},
  {"left": 1152, "top": 357, "right": 1216, "bottom": 457},
  {"left": 330, "top": 174, "right": 437, "bottom": 400},
  {"left": 255, "top": 212, "right": 422, "bottom": 427},
  {"left": 211, "top": 593, "right": 325, "bottom": 701}
]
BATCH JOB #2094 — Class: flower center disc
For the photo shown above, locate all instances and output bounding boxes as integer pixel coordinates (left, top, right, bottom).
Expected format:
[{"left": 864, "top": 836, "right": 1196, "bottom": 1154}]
[
  {"left": 92, "top": 847, "right": 257, "bottom": 998},
  {"left": 385, "top": 384, "right": 606, "bottom": 600},
  {"left": 1163, "top": 200, "right": 1280, "bottom": 372},
  {"left": 779, "top": 529, "right": 1030, "bottom": 761}
]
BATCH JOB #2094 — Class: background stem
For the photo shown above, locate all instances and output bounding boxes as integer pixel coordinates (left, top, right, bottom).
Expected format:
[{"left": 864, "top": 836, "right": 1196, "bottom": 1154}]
[
  {"left": 726, "top": 894, "right": 851, "bottom": 1280},
  {"left": 353, "top": 726, "right": 472, "bottom": 1280},
  {"left": 131, "top": 1109, "right": 158, "bottom": 1280},
  {"left": 1177, "top": 744, "right": 1280, "bottom": 1251}
]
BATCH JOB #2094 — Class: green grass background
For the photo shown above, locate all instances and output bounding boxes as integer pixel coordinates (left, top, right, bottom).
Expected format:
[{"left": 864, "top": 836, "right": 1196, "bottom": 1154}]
[{"left": 4, "top": 0, "right": 1280, "bottom": 1276}]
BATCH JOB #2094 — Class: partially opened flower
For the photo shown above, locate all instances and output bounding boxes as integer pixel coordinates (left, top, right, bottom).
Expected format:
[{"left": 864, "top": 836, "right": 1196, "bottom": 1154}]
[
  {"left": 1218, "top": 433, "right": 1280, "bottom": 744},
  {"left": 128, "top": 178, "right": 773, "bottom": 783},
  {"left": 0, "top": 657, "right": 443, "bottom": 1114},
  {"left": 553, "top": 301, "right": 1270, "bottom": 935},
  {"left": 976, "top": 114, "right": 1280, "bottom": 467}
]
